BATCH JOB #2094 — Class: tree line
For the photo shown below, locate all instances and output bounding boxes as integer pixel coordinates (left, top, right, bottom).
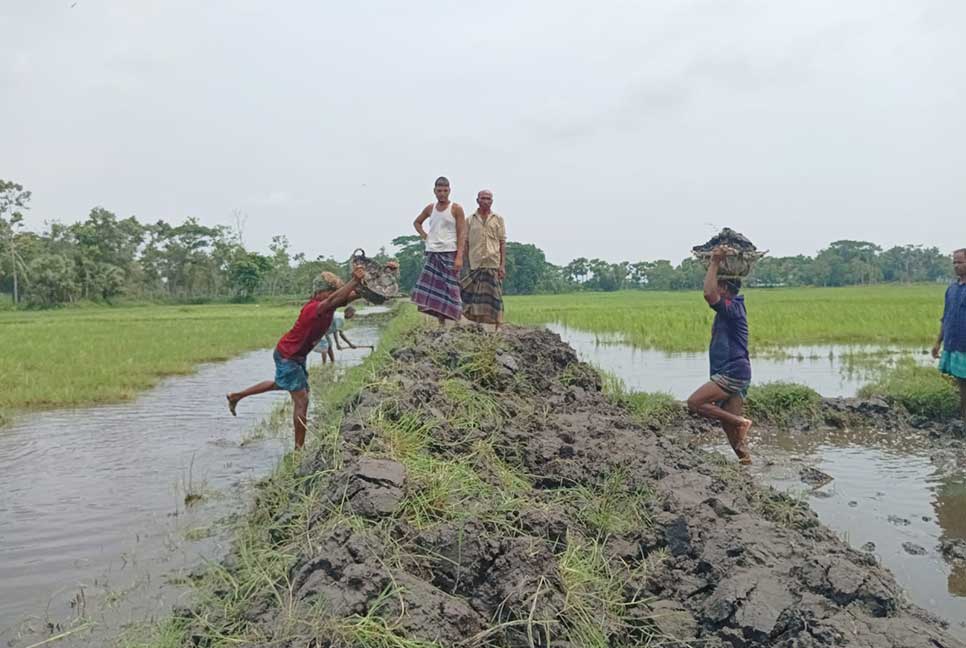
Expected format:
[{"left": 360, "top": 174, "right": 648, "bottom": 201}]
[{"left": 0, "top": 179, "right": 954, "bottom": 307}]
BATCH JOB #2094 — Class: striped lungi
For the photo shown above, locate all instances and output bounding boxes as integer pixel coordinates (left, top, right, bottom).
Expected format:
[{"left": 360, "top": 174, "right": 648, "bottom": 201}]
[
  {"left": 461, "top": 268, "right": 504, "bottom": 324},
  {"left": 411, "top": 251, "right": 462, "bottom": 321}
]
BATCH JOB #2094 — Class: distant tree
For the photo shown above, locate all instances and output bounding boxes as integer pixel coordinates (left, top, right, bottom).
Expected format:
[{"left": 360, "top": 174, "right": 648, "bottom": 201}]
[
  {"left": 504, "top": 242, "right": 548, "bottom": 294},
  {"left": 391, "top": 235, "right": 425, "bottom": 292},
  {"left": 228, "top": 252, "right": 272, "bottom": 300},
  {"left": 264, "top": 235, "right": 293, "bottom": 295},
  {"left": 814, "top": 240, "right": 882, "bottom": 286},
  {"left": 0, "top": 180, "right": 31, "bottom": 305},
  {"left": 564, "top": 257, "right": 589, "bottom": 285},
  {"left": 880, "top": 245, "right": 947, "bottom": 283},
  {"left": 27, "top": 253, "right": 76, "bottom": 305},
  {"left": 533, "top": 263, "right": 574, "bottom": 293},
  {"left": 585, "top": 258, "right": 627, "bottom": 291},
  {"left": 640, "top": 260, "right": 676, "bottom": 290},
  {"left": 672, "top": 258, "right": 706, "bottom": 290}
]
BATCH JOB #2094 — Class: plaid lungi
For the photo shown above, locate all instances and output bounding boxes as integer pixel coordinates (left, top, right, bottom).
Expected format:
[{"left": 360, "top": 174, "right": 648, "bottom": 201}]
[
  {"left": 411, "top": 251, "right": 462, "bottom": 321},
  {"left": 461, "top": 268, "right": 504, "bottom": 324}
]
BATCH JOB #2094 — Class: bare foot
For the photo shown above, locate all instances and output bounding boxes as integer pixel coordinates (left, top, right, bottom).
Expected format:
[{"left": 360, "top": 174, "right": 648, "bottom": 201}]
[
  {"left": 734, "top": 417, "right": 753, "bottom": 464},
  {"left": 226, "top": 394, "right": 237, "bottom": 416}
]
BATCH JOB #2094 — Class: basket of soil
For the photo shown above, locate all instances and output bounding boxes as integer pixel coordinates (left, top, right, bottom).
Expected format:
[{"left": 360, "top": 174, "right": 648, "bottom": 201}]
[
  {"left": 692, "top": 228, "right": 767, "bottom": 278},
  {"left": 350, "top": 248, "right": 400, "bottom": 304}
]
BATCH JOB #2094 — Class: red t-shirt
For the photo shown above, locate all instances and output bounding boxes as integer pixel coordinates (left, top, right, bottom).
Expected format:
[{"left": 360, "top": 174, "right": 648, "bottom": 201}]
[{"left": 275, "top": 300, "right": 335, "bottom": 361}]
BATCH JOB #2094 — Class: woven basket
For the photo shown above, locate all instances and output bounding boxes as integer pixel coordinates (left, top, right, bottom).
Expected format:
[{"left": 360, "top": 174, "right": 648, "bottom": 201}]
[
  {"left": 692, "top": 250, "right": 767, "bottom": 279},
  {"left": 350, "top": 248, "right": 400, "bottom": 304}
]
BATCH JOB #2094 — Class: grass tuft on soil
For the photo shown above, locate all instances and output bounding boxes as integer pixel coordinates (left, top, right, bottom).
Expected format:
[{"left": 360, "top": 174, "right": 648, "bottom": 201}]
[
  {"left": 601, "top": 373, "right": 681, "bottom": 427},
  {"left": 745, "top": 382, "right": 823, "bottom": 427},
  {"left": 858, "top": 359, "right": 961, "bottom": 419}
]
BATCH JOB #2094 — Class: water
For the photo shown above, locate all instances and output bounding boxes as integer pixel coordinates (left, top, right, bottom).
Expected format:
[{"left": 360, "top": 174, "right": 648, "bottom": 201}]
[
  {"left": 547, "top": 322, "right": 932, "bottom": 398},
  {"left": 701, "top": 429, "right": 966, "bottom": 638},
  {"left": 0, "top": 322, "right": 381, "bottom": 645},
  {"left": 546, "top": 323, "right": 966, "bottom": 638}
]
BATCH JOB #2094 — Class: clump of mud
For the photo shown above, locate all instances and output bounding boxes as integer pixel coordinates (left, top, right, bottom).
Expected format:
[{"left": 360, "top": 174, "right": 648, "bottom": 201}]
[
  {"left": 190, "top": 326, "right": 963, "bottom": 647},
  {"left": 691, "top": 228, "right": 767, "bottom": 278},
  {"left": 692, "top": 227, "right": 760, "bottom": 253}
]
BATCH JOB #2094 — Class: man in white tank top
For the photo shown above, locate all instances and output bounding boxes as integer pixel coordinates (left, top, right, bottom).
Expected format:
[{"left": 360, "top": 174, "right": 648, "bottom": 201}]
[{"left": 411, "top": 176, "right": 467, "bottom": 325}]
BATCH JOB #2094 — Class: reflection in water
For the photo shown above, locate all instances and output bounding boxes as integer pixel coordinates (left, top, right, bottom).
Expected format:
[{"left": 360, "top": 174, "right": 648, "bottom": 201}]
[
  {"left": 547, "top": 322, "right": 931, "bottom": 398},
  {"left": 937, "top": 478, "right": 966, "bottom": 598},
  {"left": 0, "top": 324, "right": 380, "bottom": 646},
  {"left": 545, "top": 323, "right": 966, "bottom": 638}
]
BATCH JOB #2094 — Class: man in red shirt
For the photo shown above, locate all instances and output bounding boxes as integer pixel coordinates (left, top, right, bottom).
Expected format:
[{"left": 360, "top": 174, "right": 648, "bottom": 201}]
[{"left": 226, "top": 265, "right": 368, "bottom": 449}]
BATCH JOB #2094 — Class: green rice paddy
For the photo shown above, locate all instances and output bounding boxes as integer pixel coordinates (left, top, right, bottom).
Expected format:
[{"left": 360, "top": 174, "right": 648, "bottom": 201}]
[
  {"left": 0, "top": 303, "right": 296, "bottom": 418},
  {"left": 506, "top": 284, "right": 946, "bottom": 352}
]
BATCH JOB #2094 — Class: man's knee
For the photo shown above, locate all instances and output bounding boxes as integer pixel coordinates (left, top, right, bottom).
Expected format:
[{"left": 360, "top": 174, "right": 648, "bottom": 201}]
[{"left": 686, "top": 395, "right": 702, "bottom": 413}]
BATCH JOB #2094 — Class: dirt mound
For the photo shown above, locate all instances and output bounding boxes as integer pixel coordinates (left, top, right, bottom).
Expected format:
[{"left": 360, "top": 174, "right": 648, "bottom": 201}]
[{"left": 194, "top": 325, "right": 963, "bottom": 647}]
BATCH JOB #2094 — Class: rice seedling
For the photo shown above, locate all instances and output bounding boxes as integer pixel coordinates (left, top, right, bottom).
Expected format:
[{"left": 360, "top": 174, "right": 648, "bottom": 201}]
[
  {"left": 506, "top": 284, "right": 945, "bottom": 352},
  {"left": 0, "top": 302, "right": 296, "bottom": 417}
]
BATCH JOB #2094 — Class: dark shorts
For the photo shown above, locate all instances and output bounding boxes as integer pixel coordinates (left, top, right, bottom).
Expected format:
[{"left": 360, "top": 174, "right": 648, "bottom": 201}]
[
  {"left": 711, "top": 373, "right": 750, "bottom": 400},
  {"left": 274, "top": 349, "right": 309, "bottom": 392}
]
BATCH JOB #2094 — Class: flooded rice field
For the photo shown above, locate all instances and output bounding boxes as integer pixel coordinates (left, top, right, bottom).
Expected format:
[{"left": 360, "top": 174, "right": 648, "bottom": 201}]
[
  {"left": 550, "top": 322, "right": 966, "bottom": 639},
  {"left": 547, "top": 322, "right": 932, "bottom": 398},
  {"left": 0, "top": 321, "right": 381, "bottom": 646}
]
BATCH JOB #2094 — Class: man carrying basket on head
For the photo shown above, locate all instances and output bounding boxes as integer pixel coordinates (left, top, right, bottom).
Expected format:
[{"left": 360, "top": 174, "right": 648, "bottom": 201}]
[{"left": 686, "top": 246, "right": 754, "bottom": 464}]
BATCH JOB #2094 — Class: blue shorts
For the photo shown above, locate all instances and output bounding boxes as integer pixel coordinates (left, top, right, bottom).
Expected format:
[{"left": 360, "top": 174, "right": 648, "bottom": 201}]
[{"left": 273, "top": 349, "right": 309, "bottom": 392}]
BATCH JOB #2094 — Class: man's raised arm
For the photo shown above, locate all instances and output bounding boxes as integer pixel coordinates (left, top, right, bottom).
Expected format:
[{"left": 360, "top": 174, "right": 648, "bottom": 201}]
[
  {"left": 316, "top": 266, "right": 366, "bottom": 317},
  {"left": 703, "top": 246, "right": 727, "bottom": 306}
]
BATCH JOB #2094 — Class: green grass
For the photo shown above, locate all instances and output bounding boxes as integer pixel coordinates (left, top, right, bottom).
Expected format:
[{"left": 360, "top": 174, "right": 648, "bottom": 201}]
[
  {"left": 0, "top": 303, "right": 299, "bottom": 418},
  {"left": 601, "top": 373, "right": 681, "bottom": 427},
  {"left": 858, "top": 359, "right": 961, "bottom": 419},
  {"left": 745, "top": 382, "right": 823, "bottom": 427},
  {"left": 507, "top": 284, "right": 945, "bottom": 352},
  {"left": 553, "top": 468, "right": 653, "bottom": 538}
]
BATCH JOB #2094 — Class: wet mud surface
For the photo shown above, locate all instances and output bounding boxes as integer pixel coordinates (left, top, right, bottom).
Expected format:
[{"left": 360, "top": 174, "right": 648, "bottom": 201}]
[
  {"left": 190, "top": 326, "right": 966, "bottom": 647},
  {"left": 693, "top": 407, "right": 966, "bottom": 638}
]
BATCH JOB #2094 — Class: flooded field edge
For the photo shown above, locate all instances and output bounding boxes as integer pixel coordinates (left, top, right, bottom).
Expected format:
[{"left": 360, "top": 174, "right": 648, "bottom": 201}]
[{"left": 0, "top": 309, "right": 394, "bottom": 648}]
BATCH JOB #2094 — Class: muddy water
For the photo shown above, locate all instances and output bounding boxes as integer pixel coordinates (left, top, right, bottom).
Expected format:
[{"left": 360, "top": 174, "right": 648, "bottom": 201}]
[
  {"left": 700, "top": 429, "right": 966, "bottom": 638},
  {"left": 547, "top": 322, "right": 931, "bottom": 398},
  {"left": 0, "top": 322, "right": 381, "bottom": 645},
  {"left": 546, "top": 324, "right": 966, "bottom": 638}
]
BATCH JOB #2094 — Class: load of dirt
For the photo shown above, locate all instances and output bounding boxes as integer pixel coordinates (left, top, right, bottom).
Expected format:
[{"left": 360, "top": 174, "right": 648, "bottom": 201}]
[
  {"left": 350, "top": 248, "right": 400, "bottom": 304},
  {"left": 691, "top": 228, "right": 767, "bottom": 279},
  {"left": 184, "top": 326, "right": 963, "bottom": 647},
  {"left": 692, "top": 227, "right": 760, "bottom": 253}
]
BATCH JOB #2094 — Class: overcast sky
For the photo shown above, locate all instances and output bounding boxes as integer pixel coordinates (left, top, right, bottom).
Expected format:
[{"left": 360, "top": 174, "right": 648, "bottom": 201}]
[{"left": 2, "top": 1, "right": 964, "bottom": 265}]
